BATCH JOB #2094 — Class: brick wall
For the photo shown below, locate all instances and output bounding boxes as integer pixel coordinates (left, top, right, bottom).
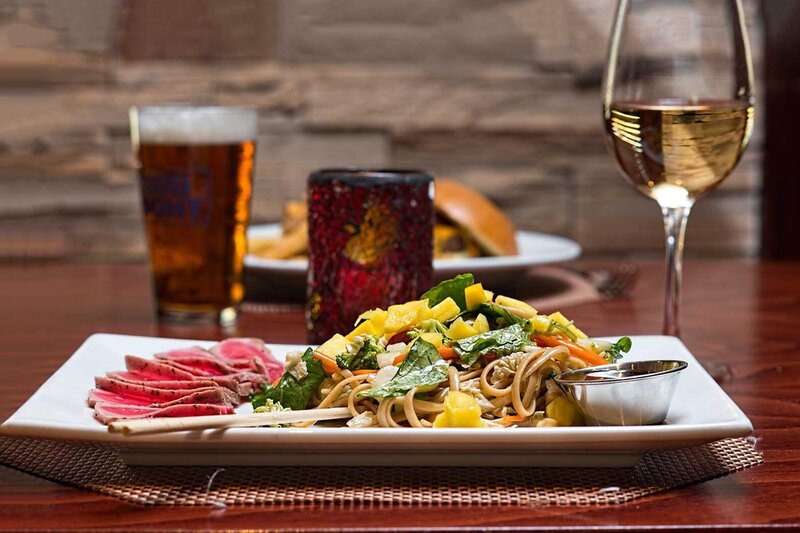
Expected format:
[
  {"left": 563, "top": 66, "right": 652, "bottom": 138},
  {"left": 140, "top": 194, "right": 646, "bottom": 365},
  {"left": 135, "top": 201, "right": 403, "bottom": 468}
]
[{"left": 0, "top": 0, "right": 763, "bottom": 261}]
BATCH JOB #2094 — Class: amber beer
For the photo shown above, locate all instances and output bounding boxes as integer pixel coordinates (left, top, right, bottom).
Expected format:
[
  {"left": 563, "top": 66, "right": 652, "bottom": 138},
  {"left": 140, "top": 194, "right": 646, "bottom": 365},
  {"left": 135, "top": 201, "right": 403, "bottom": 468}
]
[{"left": 130, "top": 107, "right": 257, "bottom": 324}]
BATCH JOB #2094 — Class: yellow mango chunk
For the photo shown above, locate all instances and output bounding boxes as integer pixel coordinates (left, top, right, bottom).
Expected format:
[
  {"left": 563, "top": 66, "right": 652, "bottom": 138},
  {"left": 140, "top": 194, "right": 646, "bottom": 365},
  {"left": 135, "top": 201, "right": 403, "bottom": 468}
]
[
  {"left": 346, "top": 319, "right": 381, "bottom": 341},
  {"left": 548, "top": 311, "right": 588, "bottom": 339},
  {"left": 464, "top": 283, "right": 489, "bottom": 309},
  {"left": 356, "top": 308, "right": 387, "bottom": 330},
  {"left": 531, "top": 315, "right": 552, "bottom": 333},
  {"left": 418, "top": 331, "right": 443, "bottom": 349},
  {"left": 496, "top": 295, "right": 537, "bottom": 316},
  {"left": 446, "top": 317, "right": 479, "bottom": 340},
  {"left": 430, "top": 297, "right": 460, "bottom": 323},
  {"left": 384, "top": 300, "right": 432, "bottom": 334},
  {"left": 433, "top": 392, "right": 486, "bottom": 428},
  {"left": 473, "top": 313, "right": 490, "bottom": 334},
  {"left": 545, "top": 396, "right": 584, "bottom": 426},
  {"left": 316, "top": 334, "right": 348, "bottom": 359}
]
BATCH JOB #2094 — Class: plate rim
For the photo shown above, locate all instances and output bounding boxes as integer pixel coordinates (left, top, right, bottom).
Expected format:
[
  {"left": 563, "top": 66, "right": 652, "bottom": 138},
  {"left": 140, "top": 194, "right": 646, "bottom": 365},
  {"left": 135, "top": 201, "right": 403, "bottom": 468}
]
[{"left": 244, "top": 223, "right": 582, "bottom": 273}]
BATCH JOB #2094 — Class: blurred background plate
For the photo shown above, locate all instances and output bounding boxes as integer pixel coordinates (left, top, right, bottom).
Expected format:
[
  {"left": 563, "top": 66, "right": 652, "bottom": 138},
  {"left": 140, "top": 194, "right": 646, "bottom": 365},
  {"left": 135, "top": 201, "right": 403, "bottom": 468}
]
[{"left": 245, "top": 223, "right": 581, "bottom": 284}]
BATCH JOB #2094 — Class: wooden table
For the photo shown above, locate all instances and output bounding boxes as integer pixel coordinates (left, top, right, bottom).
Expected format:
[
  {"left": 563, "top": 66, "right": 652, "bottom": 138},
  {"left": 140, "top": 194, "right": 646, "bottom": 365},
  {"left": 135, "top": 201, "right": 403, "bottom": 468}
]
[{"left": 0, "top": 261, "right": 798, "bottom": 531}]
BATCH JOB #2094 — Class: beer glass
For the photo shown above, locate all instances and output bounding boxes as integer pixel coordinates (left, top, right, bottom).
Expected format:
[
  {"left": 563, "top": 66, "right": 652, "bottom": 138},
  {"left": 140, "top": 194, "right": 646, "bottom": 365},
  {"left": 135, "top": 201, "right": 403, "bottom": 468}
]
[{"left": 130, "top": 106, "right": 257, "bottom": 325}]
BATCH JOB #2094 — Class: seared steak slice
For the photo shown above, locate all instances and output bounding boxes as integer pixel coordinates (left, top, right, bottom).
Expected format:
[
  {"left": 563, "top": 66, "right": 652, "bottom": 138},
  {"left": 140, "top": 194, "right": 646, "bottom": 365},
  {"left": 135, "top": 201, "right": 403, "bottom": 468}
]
[
  {"left": 208, "top": 338, "right": 284, "bottom": 381},
  {"left": 156, "top": 355, "right": 239, "bottom": 376},
  {"left": 88, "top": 388, "right": 234, "bottom": 408},
  {"left": 107, "top": 373, "right": 250, "bottom": 396},
  {"left": 94, "top": 402, "right": 234, "bottom": 424},
  {"left": 95, "top": 376, "right": 238, "bottom": 404},
  {"left": 125, "top": 355, "right": 196, "bottom": 381}
]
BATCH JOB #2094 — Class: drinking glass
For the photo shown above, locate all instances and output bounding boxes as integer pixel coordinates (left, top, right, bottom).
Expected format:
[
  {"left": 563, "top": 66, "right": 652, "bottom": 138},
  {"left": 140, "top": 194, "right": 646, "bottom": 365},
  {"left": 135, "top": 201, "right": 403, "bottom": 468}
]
[
  {"left": 603, "top": 0, "right": 754, "bottom": 338},
  {"left": 130, "top": 106, "right": 257, "bottom": 325},
  {"left": 306, "top": 169, "right": 434, "bottom": 343}
]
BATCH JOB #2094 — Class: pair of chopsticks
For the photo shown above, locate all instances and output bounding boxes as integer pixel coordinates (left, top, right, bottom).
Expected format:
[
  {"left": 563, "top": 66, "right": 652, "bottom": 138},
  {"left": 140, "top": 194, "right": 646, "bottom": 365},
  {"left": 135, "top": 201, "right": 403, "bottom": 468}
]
[{"left": 108, "top": 407, "right": 352, "bottom": 435}]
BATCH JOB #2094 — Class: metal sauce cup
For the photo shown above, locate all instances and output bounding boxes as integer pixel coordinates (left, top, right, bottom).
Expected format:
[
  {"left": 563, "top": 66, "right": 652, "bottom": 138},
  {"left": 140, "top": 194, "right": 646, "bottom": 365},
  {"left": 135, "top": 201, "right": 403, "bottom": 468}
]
[{"left": 554, "top": 360, "right": 688, "bottom": 426}]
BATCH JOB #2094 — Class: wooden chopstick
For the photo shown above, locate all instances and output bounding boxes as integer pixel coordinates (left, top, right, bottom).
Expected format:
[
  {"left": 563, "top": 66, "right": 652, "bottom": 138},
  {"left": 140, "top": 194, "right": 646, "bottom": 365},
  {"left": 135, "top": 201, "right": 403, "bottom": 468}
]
[{"left": 108, "top": 407, "right": 352, "bottom": 435}]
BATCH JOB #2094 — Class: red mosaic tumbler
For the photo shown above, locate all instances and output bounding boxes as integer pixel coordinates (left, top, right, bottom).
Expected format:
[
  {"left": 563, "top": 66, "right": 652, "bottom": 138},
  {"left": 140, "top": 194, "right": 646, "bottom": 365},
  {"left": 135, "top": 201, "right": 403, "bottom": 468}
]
[{"left": 307, "top": 169, "right": 434, "bottom": 343}]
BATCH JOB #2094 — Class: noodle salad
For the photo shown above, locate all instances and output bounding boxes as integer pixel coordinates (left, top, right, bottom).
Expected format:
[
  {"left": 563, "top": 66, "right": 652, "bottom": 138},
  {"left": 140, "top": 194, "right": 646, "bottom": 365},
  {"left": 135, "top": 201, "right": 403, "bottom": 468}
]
[{"left": 251, "top": 274, "right": 632, "bottom": 428}]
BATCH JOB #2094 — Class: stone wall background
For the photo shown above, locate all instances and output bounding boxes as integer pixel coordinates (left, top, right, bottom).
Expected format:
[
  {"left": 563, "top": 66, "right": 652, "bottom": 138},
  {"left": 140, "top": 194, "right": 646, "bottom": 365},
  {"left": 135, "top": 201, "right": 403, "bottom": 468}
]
[{"left": 0, "top": 0, "right": 763, "bottom": 261}]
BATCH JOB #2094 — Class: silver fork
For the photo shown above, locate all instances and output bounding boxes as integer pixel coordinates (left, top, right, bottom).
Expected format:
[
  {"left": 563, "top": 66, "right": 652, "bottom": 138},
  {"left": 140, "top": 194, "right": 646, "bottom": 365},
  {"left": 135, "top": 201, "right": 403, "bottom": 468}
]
[{"left": 596, "top": 264, "right": 640, "bottom": 301}]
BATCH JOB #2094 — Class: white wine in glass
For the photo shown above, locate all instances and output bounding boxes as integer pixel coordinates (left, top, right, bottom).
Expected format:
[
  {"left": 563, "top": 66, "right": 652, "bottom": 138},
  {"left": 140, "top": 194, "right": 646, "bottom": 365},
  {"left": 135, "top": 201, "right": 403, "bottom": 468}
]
[{"left": 603, "top": 0, "right": 755, "bottom": 343}]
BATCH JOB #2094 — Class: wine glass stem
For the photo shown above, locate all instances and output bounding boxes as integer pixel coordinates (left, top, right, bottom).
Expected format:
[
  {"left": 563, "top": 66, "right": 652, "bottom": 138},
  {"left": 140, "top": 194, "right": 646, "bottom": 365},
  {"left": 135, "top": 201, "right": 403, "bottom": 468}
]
[{"left": 661, "top": 205, "right": 692, "bottom": 337}]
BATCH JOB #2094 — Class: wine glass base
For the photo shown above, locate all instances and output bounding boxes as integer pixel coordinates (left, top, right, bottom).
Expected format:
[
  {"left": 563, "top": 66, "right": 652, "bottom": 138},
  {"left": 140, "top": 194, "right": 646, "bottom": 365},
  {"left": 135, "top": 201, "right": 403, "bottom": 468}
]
[{"left": 699, "top": 359, "right": 733, "bottom": 384}]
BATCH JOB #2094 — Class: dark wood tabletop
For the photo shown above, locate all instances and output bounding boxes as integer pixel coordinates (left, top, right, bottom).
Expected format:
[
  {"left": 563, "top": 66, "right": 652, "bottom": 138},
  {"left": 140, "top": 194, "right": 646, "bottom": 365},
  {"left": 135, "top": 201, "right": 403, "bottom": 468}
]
[{"left": 0, "top": 260, "right": 798, "bottom": 531}]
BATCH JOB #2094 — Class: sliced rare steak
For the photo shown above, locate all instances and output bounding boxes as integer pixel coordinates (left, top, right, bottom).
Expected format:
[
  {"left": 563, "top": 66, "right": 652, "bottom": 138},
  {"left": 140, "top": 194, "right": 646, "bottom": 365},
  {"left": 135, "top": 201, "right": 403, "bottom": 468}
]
[
  {"left": 208, "top": 338, "right": 284, "bottom": 381},
  {"left": 155, "top": 355, "right": 240, "bottom": 376},
  {"left": 124, "top": 355, "right": 197, "bottom": 381},
  {"left": 107, "top": 373, "right": 218, "bottom": 390},
  {"left": 92, "top": 338, "right": 282, "bottom": 425},
  {"left": 94, "top": 402, "right": 234, "bottom": 424},
  {"left": 153, "top": 346, "right": 211, "bottom": 360},
  {"left": 94, "top": 376, "right": 238, "bottom": 404},
  {"left": 88, "top": 388, "right": 234, "bottom": 408},
  {"left": 106, "top": 373, "right": 251, "bottom": 396},
  {"left": 159, "top": 359, "right": 221, "bottom": 377}
]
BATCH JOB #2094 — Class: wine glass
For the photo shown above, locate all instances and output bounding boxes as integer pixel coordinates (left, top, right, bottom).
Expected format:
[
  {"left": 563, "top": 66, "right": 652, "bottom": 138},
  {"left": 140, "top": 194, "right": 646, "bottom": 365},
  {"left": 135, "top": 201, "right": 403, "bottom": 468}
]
[{"left": 602, "top": 0, "right": 754, "bottom": 341}]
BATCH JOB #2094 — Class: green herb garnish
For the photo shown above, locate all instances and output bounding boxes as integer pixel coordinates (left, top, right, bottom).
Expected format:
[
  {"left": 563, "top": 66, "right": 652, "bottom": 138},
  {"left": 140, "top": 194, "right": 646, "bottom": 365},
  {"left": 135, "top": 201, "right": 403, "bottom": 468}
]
[
  {"left": 544, "top": 319, "right": 578, "bottom": 342},
  {"left": 420, "top": 273, "right": 474, "bottom": 311},
  {"left": 336, "top": 336, "right": 382, "bottom": 371},
  {"left": 410, "top": 318, "right": 449, "bottom": 338},
  {"left": 454, "top": 302, "right": 525, "bottom": 327},
  {"left": 359, "top": 339, "right": 448, "bottom": 399},
  {"left": 250, "top": 348, "right": 323, "bottom": 411},
  {"left": 452, "top": 321, "right": 534, "bottom": 366},
  {"left": 604, "top": 336, "right": 632, "bottom": 363}
]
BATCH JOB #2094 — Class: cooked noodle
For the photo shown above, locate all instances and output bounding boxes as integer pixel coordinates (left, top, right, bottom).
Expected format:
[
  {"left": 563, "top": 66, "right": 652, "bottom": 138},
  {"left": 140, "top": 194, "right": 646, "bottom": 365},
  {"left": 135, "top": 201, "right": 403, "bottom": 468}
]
[{"left": 305, "top": 345, "right": 578, "bottom": 428}]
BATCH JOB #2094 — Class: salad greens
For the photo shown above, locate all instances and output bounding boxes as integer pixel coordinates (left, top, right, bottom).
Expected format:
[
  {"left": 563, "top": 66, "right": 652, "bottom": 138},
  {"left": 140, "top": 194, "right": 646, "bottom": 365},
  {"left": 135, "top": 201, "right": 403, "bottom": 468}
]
[
  {"left": 250, "top": 348, "right": 324, "bottom": 411},
  {"left": 420, "top": 273, "right": 474, "bottom": 310},
  {"left": 604, "top": 336, "right": 632, "bottom": 363},
  {"left": 543, "top": 318, "right": 578, "bottom": 341},
  {"left": 247, "top": 274, "right": 632, "bottom": 418},
  {"left": 359, "top": 338, "right": 449, "bottom": 399},
  {"left": 411, "top": 318, "right": 449, "bottom": 337},
  {"left": 453, "top": 321, "right": 534, "bottom": 366},
  {"left": 461, "top": 302, "right": 525, "bottom": 327},
  {"left": 336, "top": 336, "right": 382, "bottom": 371}
]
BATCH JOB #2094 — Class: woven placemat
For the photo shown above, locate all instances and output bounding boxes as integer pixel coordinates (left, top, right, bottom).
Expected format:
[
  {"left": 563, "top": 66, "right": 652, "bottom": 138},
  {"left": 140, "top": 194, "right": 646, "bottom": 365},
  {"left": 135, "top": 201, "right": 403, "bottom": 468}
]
[{"left": 0, "top": 436, "right": 761, "bottom": 507}]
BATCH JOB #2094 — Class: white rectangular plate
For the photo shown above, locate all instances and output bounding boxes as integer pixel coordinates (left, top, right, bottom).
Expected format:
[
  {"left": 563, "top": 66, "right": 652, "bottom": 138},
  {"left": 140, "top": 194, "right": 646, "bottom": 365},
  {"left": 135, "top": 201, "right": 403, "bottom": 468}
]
[{"left": 0, "top": 334, "right": 752, "bottom": 467}]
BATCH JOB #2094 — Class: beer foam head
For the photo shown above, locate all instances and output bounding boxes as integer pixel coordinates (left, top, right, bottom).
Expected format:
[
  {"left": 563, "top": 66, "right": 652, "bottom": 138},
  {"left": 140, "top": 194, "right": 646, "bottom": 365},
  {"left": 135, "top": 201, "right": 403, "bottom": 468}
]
[{"left": 132, "top": 106, "right": 257, "bottom": 145}]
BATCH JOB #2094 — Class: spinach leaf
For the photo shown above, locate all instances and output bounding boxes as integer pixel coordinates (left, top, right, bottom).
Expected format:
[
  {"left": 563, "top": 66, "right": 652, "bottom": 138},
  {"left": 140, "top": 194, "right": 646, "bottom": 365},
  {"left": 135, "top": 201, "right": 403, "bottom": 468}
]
[
  {"left": 459, "top": 302, "right": 525, "bottom": 327},
  {"left": 420, "top": 273, "right": 474, "bottom": 310},
  {"left": 336, "top": 336, "right": 381, "bottom": 371},
  {"left": 604, "top": 336, "right": 632, "bottom": 363},
  {"left": 453, "top": 321, "right": 533, "bottom": 366},
  {"left": 250, "top": 348, "right": 323, "bottom": 411},
  {"left": 359, "top": 338, "right": 449, "bottom": 399}
]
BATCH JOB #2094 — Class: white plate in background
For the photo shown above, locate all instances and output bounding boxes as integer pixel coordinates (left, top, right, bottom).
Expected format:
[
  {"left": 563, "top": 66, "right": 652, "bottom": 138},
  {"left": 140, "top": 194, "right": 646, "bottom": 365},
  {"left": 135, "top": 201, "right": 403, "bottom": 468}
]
[
  {"left": 244, "top": 223, "right": 582, "bottom": 279},
  {"left": 0, "top": 334, "right": 752, "bottom": 467}
]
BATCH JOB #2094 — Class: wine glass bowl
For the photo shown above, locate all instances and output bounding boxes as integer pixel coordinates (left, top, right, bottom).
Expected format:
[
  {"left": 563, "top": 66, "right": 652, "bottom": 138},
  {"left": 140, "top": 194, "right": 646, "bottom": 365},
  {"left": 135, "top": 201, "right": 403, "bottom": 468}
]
[{"left": 602, "top": 0, "right": 755, "bottom": 339}]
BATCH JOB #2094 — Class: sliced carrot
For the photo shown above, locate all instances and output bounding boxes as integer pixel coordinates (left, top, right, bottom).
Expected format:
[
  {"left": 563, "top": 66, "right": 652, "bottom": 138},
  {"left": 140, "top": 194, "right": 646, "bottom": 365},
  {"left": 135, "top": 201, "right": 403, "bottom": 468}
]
[
  {"left": 392, "top": 353, "right": 406, "bottom": 366},
  {"left": 271, "top": 375, "right": 282, "bottom": 387},
  {"left": 353, "top": 369, "right": 377, "bottom": 375},
  {"left": 438, "top": 346, "right": 458, "bottom": 360},
  {"left": 533, "top": 335, "right": 608, "bottom": 367},
  {"left": 501, "top": 414, "right": 526, "bottom": 425},
  {"left": 312, "top": 350, "right": 340, "bottom": 374}
]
